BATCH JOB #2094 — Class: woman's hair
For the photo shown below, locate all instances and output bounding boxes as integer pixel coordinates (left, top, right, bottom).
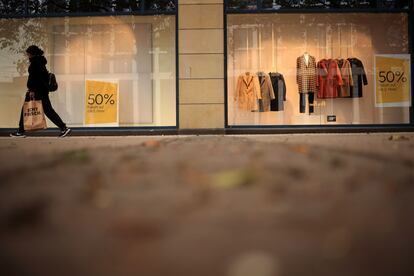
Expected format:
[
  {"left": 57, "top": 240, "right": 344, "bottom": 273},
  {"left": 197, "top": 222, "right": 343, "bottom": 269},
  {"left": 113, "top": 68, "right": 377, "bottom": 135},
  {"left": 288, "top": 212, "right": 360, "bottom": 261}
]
[{"left": 26, "top": 45, "right": 44, "bottom": 56}]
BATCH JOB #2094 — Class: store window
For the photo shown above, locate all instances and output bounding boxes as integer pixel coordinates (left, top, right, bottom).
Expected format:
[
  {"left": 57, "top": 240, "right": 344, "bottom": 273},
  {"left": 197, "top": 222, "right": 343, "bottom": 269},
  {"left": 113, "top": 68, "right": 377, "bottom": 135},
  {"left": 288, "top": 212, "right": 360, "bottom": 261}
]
[
  {"left": 227, "top": 12, "right": 411, "bottom": 126},
  {"left": 0, "top": 1, "right": 176, "bottom": 128}
]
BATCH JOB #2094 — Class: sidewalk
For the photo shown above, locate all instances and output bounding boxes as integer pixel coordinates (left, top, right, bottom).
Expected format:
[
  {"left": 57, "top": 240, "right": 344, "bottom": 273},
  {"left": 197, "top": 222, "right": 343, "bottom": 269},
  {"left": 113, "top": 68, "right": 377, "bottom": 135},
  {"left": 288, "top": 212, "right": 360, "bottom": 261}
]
[{"left": 1, "top": 133, "right": 413, "bottom": 276}]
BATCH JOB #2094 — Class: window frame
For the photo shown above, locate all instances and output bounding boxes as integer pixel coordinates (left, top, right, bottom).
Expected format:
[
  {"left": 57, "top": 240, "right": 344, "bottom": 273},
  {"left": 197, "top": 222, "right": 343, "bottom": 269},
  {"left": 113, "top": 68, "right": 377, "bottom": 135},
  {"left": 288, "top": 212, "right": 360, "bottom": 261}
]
[
  {"left": 223, "top": 0, "right": 414, "bottom": 130},
  {"left": 0, "top": 0, "right": 180, "bottom": 133}
]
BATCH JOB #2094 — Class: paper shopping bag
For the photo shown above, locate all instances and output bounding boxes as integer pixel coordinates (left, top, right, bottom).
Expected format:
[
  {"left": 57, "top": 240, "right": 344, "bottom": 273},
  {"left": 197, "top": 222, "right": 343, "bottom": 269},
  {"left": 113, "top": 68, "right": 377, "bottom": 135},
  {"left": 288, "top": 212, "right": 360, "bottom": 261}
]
[{"left": 23, "top": 98, "right": 47, "bottom": 131}]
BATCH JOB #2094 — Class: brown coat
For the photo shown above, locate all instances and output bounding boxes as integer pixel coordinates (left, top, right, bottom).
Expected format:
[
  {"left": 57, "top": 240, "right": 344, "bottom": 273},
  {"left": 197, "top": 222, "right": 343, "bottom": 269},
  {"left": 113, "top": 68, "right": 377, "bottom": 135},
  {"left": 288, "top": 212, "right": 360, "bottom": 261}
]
[
  {"left": 235, "top": 72, "right": 262, "bottom": 111},
  {"left": 337, "top": 59, "right": 353, "bottom": 98},
  {"left": 257, "top": 72, "right": 275, "bottom": 112},
  {"left": 296, "top": 54, "right": 317, "bottom": 94}
]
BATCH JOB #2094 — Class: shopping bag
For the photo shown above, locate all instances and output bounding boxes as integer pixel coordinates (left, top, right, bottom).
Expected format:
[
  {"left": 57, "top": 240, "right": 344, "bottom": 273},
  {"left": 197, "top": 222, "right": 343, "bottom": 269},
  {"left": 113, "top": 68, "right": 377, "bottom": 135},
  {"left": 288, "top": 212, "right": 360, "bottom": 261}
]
[{"left": 23, "top": 97, "right": 47, "bottom": 131}]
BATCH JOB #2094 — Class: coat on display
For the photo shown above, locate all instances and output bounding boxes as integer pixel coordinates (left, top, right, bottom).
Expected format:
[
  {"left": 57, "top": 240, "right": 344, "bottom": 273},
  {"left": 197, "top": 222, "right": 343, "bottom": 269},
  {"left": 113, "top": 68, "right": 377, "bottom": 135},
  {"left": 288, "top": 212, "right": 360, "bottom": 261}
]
[
  {"left": 269, "top": 72, "right": 287, "bottom": 111},
  {"left": 257, "top": 72, "right": 275, "bottom": 112},
  {"left": 235, "top": 72, "right": 262, "bottom": 111},
  {"left": 347, "top": 57, "right": 368, "bottom": 98},
  {"left": 337, "top": 58, "right": 354, "bottom": 98},
  {"left": 317, "top": 59, "right": 344, "bottom": 99},
  {"left": 296, "top": 54, "right": 317, "bottom": 94}
]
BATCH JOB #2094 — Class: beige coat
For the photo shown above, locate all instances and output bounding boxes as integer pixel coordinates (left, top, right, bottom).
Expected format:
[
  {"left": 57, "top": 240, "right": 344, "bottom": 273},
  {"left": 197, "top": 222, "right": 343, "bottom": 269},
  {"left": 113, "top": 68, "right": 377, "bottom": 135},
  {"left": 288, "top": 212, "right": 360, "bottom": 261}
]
[
  {"left": 257, "top": 72, "right": 275, "bottom": 112},
  {"left": 337, "top": 59, "right": 353, "bottom": 98},
  {"left": 235, "top": 72, "right": 262, "bottom": 111}
]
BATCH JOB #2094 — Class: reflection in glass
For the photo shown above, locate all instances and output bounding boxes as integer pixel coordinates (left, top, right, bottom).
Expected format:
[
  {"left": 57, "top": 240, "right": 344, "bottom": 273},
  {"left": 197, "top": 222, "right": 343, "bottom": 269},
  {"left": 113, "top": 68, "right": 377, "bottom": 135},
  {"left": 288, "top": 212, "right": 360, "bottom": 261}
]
[
  {"left": 113, "top": 0, "right": 141, "bottom": 12},
  {"left": 227, "top": 0, "right": 410, "bottom": 10},
  {"left": 227, "top": 0, "right": 258, "bottom": 10},
  {"left": 28, "top": 0, "right": 115, "bottom": 14},
  {"left": 0, "top": 0, "right": 26, "bottom": 15},
  {"left": 1, "top": 1, "right": 179, "bottom": 16},
  {"left": 144, "top": 0, "right": 176, "bottom": 11}
]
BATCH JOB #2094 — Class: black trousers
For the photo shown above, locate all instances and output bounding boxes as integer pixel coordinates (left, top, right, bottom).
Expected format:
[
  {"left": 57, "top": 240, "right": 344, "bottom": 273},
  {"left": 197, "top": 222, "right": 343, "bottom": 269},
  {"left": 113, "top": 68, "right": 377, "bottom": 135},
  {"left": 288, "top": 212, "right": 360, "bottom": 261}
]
[
  {"left": 19, "top": 93, "right": 66, "bottom": 132},
  {"left": 299, "top": 92, "right": 315, "bottom": 114}
]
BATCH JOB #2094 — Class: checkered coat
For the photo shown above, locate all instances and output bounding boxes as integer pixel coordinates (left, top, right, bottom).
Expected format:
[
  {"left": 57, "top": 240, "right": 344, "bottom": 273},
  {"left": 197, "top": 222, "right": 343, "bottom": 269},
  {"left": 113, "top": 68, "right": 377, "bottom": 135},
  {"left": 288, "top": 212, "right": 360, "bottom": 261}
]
[{"left": 296, "top": 54, "right": 317, "bottom": 94}]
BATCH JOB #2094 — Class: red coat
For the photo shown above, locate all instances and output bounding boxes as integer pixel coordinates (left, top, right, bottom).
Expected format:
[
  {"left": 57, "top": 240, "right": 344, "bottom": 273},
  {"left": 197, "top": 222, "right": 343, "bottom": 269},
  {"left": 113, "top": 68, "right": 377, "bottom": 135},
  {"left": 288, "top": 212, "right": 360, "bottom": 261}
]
[{"left": 317, "top": 59, "right": 343, "bottom": 99}]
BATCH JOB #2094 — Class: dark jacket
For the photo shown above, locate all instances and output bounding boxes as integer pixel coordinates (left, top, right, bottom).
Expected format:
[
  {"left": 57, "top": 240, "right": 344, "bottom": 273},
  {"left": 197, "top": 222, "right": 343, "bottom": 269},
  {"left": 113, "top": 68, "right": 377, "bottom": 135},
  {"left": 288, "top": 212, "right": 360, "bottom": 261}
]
[
  {"left": 347, "top": 58, "right": 368, "bottom": 98},
  {"left": 269, "top": 72, "right": 286, "bottom": 111},
  {"left": 27, "top": 55, "right": 49, "bottom": 97}
]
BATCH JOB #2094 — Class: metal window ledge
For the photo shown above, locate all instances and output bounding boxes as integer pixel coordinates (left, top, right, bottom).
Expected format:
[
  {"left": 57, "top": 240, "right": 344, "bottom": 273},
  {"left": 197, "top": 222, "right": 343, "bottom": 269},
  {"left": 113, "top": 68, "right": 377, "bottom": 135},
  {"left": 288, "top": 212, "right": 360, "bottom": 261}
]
[{"left": 1, "top": 125, "right": 413, "bottom": 136}]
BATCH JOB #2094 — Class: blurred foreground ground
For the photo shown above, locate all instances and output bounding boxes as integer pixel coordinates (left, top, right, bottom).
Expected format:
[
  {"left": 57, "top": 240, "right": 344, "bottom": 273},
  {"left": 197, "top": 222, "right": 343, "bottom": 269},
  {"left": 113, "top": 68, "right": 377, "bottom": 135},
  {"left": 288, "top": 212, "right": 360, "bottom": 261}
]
[{"left": 0, "top": 133, "right": 414, "bottom": 276}]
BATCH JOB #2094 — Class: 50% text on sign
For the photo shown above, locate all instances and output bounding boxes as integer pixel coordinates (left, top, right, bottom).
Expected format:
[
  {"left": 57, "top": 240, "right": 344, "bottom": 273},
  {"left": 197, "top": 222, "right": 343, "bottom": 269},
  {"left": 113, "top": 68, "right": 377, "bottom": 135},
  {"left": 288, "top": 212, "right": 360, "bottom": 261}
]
[
  {"left": 84, "top": 80, "right": 119, "bottom": 125},
  {"left": 374, "top": 54, "right": 410, "bottom": 107},
  {"left": 378, "top": 70, "right": 407, "bottom": 85},
  {"left": 87, "top": 93, "right": 116, "bottom": 106}
]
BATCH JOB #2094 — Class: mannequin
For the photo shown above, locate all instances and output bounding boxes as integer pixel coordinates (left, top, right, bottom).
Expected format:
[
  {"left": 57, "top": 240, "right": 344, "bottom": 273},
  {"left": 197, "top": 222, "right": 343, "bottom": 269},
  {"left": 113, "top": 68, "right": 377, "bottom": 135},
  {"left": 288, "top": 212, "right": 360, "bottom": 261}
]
[
  {"left": 296, "top": 52, "right": 317, "bottom": 114},
  {"left": 304, "top": 51, "right": 309, "bottom": 66}
]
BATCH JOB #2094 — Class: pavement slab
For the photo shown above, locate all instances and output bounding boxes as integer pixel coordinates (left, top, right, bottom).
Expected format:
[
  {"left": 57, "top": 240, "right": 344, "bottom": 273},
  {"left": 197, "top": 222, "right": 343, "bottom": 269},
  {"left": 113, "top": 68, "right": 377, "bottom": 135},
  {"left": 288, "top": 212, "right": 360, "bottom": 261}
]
[{"left": 0, "top": 133, "right": 413, "bottom": 276}]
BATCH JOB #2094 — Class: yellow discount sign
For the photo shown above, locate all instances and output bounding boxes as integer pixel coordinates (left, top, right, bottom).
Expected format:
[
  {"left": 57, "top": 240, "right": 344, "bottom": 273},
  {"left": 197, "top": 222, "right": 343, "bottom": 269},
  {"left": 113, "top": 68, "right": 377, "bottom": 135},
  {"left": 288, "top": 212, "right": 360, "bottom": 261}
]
[
  {"left": 375, "top": 54, "right": 411, "bottom": 107},
  {"left": 85, "top": 80, "right": 119, "bottom": 126}
]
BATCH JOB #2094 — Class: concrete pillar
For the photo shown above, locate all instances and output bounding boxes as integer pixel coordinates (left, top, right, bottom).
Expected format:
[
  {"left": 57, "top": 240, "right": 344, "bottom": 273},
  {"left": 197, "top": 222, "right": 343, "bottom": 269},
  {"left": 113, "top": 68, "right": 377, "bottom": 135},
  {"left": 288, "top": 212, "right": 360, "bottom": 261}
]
[{"left": 178, "top": 0, "right": 224, "bottom": 129}]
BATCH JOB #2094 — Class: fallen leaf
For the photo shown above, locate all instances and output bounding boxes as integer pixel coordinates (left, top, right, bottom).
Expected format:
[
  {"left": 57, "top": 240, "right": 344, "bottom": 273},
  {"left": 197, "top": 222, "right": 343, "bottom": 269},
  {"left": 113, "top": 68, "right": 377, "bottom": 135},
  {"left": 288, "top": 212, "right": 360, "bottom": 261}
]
[
  {"left": 210, "top": 169, "right": 257, "bottom": 189},
  {"left": 142, "top": 140, "right": 161, "bottom": 148},
  {"left": 61, "top": 149, "right": 90, "bottom": 164},
  {"left": 388, "top": 135, "right": 409, "bottom": 141},
  {"left": 184, "top": 169, "right": 209, "bottom": 186},
  {"left": 290, "top": 145, "right": 310, "bottom": 155}
]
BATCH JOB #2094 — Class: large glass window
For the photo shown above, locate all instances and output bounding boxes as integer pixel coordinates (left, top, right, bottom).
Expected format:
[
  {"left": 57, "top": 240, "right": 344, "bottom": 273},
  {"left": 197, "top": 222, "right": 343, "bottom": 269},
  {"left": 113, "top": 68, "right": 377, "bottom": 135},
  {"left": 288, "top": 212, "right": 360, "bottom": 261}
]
[
  {"left": 0, "top": 15, "right": 176, "bottom": 128},
  {"left": 227, "top": 13, "right": 411, "bottom": 126}
]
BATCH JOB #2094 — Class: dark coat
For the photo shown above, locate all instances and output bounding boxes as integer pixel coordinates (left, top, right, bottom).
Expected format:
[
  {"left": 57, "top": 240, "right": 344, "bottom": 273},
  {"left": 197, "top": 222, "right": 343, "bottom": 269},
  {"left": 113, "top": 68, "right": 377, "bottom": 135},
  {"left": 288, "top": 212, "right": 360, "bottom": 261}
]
[
  {"left": 27, "top": 55, "right": 49, "bottom": 98},
  {"left": 347, "top": 58, "right": 368, "bottom": 98},
  {"left": 269, "top": 72, "right": 286, "bottom": 111}
]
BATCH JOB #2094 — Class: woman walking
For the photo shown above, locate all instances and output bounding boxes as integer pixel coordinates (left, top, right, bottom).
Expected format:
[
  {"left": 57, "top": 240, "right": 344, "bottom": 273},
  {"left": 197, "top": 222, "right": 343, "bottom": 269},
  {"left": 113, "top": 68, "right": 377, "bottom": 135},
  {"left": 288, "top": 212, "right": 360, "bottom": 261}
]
[{"left": 10, "top": 45, "right": 71, "bottom": 138}]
